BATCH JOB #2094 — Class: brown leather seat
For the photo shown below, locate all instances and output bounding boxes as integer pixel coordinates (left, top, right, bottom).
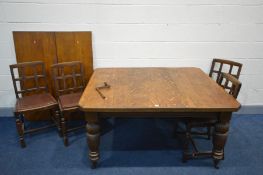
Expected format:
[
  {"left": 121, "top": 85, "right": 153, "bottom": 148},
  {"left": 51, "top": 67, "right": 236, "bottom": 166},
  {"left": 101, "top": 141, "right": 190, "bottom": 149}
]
[
  {"left": 58, "top": 92, "right": 82, "bottom": 111},
  {"left": 16, "top": 93, "right": 57, "bottom": 113}
]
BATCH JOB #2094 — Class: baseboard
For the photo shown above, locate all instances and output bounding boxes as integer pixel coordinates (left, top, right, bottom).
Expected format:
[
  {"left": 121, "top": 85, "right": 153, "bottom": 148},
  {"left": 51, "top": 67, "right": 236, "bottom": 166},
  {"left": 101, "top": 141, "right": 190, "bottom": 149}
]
[
  {"left": 0, "top": 107, "right": 14, "bottom": 117},
  {"left": 0, "top": 106, "right": 262, "bottom": 117},
  {"left": 235, "top": 105, "right": 263, "bottom": 115}
]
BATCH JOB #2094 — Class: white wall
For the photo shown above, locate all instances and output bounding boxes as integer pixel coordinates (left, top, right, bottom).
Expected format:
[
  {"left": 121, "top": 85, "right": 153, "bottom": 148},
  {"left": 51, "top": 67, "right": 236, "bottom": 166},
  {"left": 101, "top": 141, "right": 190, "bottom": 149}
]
[{"left": 0, "top": 0, "right": 263, "bottom": 109}]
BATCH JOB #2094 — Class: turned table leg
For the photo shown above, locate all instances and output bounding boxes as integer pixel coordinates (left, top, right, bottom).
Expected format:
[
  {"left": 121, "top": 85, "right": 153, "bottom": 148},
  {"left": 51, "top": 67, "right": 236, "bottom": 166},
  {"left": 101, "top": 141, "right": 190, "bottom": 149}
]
[
  {"left": 212, "top": 112, "right": 231, "bottom": 169},
  {"left": 85, "top": 113, "right": 100, "bottom": 169}
]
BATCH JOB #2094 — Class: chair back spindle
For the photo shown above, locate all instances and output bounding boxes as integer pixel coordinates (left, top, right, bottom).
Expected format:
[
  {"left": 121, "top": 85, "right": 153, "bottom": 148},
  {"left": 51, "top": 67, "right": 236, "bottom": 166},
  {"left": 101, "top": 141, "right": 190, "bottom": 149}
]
[
  {"left": 218, "top": 73, "right": 242, "bottom": 99},
  {"left": 9, "top": 61, "right": 49, "bottom": 99},
  {"left": 51, "top": 61, "right": 85, "bottom": 97},
  {"left": 209, "top": 58, "right": 242, "bottom": 83}
]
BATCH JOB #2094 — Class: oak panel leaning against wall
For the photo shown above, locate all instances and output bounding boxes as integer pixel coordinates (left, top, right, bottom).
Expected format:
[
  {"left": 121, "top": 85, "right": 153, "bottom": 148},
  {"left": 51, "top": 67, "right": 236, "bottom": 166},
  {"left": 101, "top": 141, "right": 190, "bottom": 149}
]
[
  {"left": 13, "top": 32, "right": 57, "bottom": 94},
  {"left": 13, "top": 32, "right": 57, "bottom": 120},
  {"left": 12, "top": 31, "right": 94, "bottom": 120},
  {"left": 55, "top": 32, "right": 93, "bottom": 84},
  {"left": 54, "top": 32, "right": 94, "bottom": 120}
]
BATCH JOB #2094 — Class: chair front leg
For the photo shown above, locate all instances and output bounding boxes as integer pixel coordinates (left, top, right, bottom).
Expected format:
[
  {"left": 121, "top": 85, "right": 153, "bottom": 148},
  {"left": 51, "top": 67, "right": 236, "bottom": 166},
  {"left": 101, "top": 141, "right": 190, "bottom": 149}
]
[
  {"left": 51, "top": 108, "right": 62, "bottom": 137},
  {"left": 56, "top": 110, "right": 62, "bottom": 137},
  {"left": 207, "top": 126, "right": 211, "bottom": 140},
  {"left": 15, "top": 113, "right": 26, "bottom": 148},
  {"left": 182, "top": 123, "right": 191, "bottom": 162},
  {"left": 60, "top": 112, "right": 68, "bottom": 146}
]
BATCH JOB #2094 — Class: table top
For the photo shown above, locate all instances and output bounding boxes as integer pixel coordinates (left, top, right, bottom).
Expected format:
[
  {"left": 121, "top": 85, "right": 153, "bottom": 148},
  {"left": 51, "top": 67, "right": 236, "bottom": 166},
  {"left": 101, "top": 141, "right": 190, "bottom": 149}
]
[{"left": 79, "top": 67, "right": 240, "bottom": 112}]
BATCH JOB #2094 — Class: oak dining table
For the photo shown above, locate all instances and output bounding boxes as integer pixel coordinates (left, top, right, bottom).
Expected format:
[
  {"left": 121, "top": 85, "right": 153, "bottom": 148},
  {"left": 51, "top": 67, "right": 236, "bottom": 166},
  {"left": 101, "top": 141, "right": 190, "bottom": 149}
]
[{"left": 78, "top": 67, "right": 240, "bottom": 169}]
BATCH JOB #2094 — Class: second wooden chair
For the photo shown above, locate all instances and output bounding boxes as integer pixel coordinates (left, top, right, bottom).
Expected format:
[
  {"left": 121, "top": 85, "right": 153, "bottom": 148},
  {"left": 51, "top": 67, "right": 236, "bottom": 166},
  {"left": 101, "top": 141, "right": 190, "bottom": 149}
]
[
  {"left": 187, "top": 58, "right": 243, "bottom": 139},
  {"left": 209, "top": 58, "right": 242, "bottom": 83},
  {"left": 51, "top": 61, "right": 86, "bottom": 146},
  {"left": 182, "top": 73, "right": 242, "bottom": 165}
]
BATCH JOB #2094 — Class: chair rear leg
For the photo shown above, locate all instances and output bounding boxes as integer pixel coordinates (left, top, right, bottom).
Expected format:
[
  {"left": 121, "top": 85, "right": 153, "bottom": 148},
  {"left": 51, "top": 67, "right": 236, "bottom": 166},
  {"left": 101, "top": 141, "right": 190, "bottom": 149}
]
[
  {"left": 207, "top": 126, "right": 211, "bottom": 140},
  {"left": 223, "top": 148, "right": 225, "bottom": 160},
  {"left": 182, "top": 134, "right": 190, "bottom": 162},
  {"left": 61, "top": 113, "right": 68, "bottom": 146},
  {"left": 56, "top": 110, "right": 62, "bottom": 137},
  {"left": 182, "top": 124, "right": 192, "bottom": 162},
  {"left": 173, "top": 121, "right": 178, "bottom": 136},
  {"left": 15, "top": 113, "right": 26, "bottom": 148},
  {"left": 189, "top": 133, "right": 199, "bottom": 155},
  {"left": 51, "top": 109, "right": 62, "bottom": 137},
  {"left": 183, "top": 123, "right": 205, "bottom": 160}
]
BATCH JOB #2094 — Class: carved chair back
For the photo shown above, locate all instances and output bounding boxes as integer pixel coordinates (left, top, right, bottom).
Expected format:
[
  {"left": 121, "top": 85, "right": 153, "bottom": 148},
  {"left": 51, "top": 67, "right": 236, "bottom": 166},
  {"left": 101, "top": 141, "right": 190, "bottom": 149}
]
[
  {"left": 209, "top": 58, "right": 242, "bottom": 83},
  {"left": 51, "top": 61, "right": 85, "bottom": 97},
  {"left": 218, "top": 73, "right": 242, "bottom": 99},
  {"left": 10, "top": 61, "right": 49, "bottom": 99}
]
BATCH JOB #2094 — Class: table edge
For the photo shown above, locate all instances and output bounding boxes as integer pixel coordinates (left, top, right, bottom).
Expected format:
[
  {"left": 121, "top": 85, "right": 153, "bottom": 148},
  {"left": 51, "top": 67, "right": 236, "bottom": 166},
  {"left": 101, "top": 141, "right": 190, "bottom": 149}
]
[
  {"left": 79, "top": 67, "right": 241, "bottom": 113},
  {"left": 78, "top": 105, "right": 241, "bottom": 113}
]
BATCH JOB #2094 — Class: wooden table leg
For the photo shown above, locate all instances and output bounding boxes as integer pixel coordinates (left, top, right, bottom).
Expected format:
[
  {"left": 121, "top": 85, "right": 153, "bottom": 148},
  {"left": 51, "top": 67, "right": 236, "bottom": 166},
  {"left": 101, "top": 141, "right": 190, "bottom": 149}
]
[
  {"left": 85, "top": 112, "right": 100, "bottom": 169},
  {"left": 212, "top": 112, "right": 231, "bottom": 169}
]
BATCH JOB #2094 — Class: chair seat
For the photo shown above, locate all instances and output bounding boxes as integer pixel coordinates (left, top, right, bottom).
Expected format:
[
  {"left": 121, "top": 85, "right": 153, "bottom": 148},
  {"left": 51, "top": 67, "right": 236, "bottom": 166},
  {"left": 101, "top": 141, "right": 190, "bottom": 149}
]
[
  {"left": 15, "top": 93, "right": 57, "bottom": 113},
  {"left": 58, "top": 92, "right": 82, "bottom": 111}
]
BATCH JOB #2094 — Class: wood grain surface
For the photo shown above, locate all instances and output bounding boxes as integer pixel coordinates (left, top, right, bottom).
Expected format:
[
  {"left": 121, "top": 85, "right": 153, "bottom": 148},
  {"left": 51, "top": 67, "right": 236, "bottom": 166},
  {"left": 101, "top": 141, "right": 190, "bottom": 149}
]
[
  {"left": 13, "top": 31, "right": 94, "bottom": 120},
  {"left": 79, "top": 67, "right": 240, "bottom": 112},
  {"left": 13, "top": 32, "right": 57, "bottom": 94},
  {"left": 55, "top": 32, "right": 94, "bottom": 84}
]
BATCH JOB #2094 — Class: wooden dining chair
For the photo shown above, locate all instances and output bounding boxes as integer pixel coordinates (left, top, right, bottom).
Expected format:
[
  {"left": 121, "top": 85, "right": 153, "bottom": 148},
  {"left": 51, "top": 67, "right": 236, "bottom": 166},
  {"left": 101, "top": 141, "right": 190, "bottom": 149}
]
[
  {"left": 183, "top": 59, "right": 243, "bottom": 138},
  {"left": 209, "top": 58, "right": 242, "bottom": 83},
  {"left": 198, "top": 59, "right": 242, "bottom": 137},
  {"left": 51, "top": 61, "right": 86, "bottom": 146},
  {"left": 176, "top": 59, "right": 243, "bottom": 139},
  {"left": 182, "top": 73, "right": 242, "bottom": 163},
  {"left": 9, "top": 61, "right": 59, "bottom": 148},
  {"left": 199, "top": 59, "right": 242, "bottom": 138}
]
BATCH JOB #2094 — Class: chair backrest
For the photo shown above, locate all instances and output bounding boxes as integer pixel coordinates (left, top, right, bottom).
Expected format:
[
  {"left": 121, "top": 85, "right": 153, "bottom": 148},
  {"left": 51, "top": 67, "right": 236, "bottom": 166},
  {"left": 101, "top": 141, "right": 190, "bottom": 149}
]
[
  {"left": 9, "top": 61, "right": 49, "bottom": 99},
  {"left": 51, "top": 61, "right": 85, "bottom": 97},
  {"left": 218, "top": 73, "right": 242, "bottom": 99},
  {"left": 209, "top": 58, "right": 242, "bottom": 83}
]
